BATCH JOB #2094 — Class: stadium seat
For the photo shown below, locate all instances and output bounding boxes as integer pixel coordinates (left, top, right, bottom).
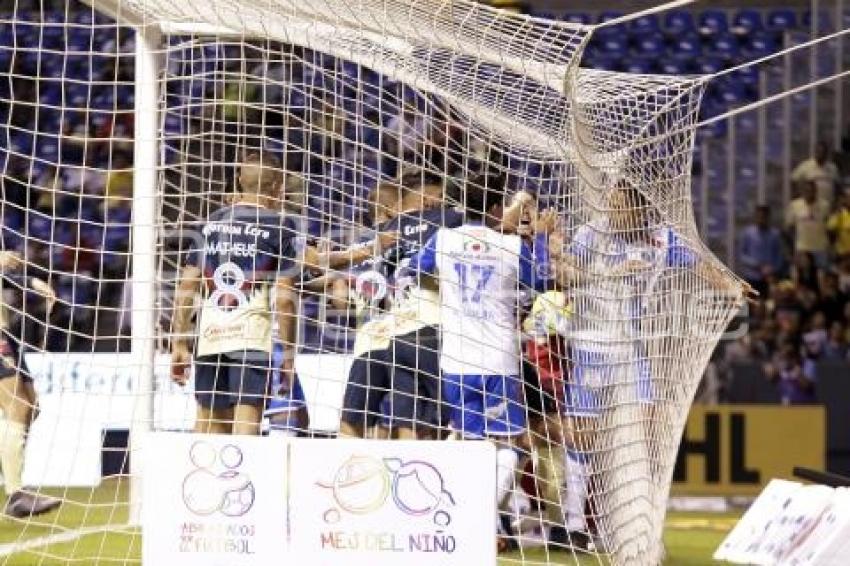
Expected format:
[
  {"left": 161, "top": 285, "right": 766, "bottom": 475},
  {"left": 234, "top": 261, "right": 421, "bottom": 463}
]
[
  {"left": 664, "top": 11, "right": 696, "bottom": 34},
  {"left": 732, "top": 10, "right": 763, "bottom": 35},
  {"left": 561, "top": 13, "right": 591, "bottom": 26},
  {"left": 744, "top": 32, "right": 779, "bottom": 59},
  {"left": 629, "top": 14, "right": 660, "bottom": 33},
  {"left": 671, "top": 33, "right": 702, "bottom": 59},
  {"left": 767, "top": 9, "right": 798, "bottom": 32},
  {"left": 803, "top": 10, "right": 833, "bottom": 33},
  {"left": 595, "top": 11, "right": 626, "bottom": 37},
  {"left": 707, "top": 33, "right": 740, "bottom": 59},
  {"left": 699, "top": 10, "right": 729, "bottom": 36},
  {"left": 624, "top": 57, "right": 656, "bottom": 75},
  {"left": 633, "top": 32, "right": 666, "bottom": 57},
  {"left": 659, "top": 59, "right": 690, "bottom": 75},
  {"left": 716, "top": 79, "right": 748, "bottom": 105},
  {"left": 596, "top": 34, "right": 628, "bottom": 56},
  {"left": 696, "top": 56, "right": 725, "bottom": 75},
  {"left": 731, "top": 65, "right": 759, "bottom": 89},
  {"left": 531, "top": 11, "right": 557, "bottom": 21}
]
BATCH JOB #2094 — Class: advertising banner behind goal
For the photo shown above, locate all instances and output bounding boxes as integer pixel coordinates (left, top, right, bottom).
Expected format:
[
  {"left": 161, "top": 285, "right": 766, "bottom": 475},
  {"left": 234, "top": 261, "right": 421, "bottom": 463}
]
[{"left": 142, "top": 434, "right": 495, "bottom": 565}]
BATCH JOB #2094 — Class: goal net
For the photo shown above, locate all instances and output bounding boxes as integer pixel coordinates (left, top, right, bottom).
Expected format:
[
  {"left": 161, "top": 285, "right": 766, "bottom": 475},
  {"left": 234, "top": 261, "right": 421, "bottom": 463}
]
[{"left": 0, "top": 0, "right": 745, "bottom": 564}]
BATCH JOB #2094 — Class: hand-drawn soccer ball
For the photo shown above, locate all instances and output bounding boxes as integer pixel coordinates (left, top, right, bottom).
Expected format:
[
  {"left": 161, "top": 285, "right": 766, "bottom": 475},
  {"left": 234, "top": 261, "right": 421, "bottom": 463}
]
[{"left": 219, "top": 471, "right": 255, "bottom": 517}]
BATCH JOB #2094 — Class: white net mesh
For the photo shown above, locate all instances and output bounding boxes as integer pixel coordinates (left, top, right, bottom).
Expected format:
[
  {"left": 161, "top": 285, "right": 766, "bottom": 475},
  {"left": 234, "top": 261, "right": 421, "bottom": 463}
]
[{"left": 0, "top": 1, "right": 746, "bottom": 564}]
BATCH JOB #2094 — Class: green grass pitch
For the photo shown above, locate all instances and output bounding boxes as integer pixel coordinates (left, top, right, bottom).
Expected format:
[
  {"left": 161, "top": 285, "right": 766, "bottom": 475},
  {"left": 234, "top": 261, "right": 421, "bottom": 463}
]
[{"left": 0, "top": 478, "right": 737, "bottom": 565}]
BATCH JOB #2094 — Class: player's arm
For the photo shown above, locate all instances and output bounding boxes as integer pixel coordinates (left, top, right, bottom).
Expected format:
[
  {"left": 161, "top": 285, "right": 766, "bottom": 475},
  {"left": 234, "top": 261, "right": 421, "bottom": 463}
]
[
  {"left": 666, "top": 230, "right": 758, "bottom": 301},
  {"left": 275, "top": 275, "right": 297, "bottom": 385},
  {"left": 302, "top": 231, "right": 398, "bottom": 271},
  {"left": 401, "top": 230, "right": 439, "bottom": 277},
  {"left": 171, "top": 264, "right": 202, "bottom": 384}
]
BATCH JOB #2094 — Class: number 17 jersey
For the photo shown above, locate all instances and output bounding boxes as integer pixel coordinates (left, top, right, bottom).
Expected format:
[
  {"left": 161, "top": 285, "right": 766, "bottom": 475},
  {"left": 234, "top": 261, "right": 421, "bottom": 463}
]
[{"left": 410, "top": 223, "right": 533, "bottom": 375}]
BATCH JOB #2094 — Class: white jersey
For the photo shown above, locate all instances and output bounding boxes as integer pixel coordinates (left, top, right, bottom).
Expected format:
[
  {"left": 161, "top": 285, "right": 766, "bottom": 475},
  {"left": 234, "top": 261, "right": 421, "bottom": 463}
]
[{"left": 409, "top": 223, "right": 533, "bottom": 375}]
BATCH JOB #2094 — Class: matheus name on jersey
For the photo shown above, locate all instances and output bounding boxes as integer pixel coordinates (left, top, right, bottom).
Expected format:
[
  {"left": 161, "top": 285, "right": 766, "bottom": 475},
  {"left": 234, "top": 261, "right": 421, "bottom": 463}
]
[{"left": 188, "top": 204, "right": 297, "bottom": 357}]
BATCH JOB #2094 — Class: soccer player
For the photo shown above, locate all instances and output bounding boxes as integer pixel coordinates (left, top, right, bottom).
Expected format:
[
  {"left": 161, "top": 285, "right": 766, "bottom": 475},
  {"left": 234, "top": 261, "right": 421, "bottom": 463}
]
[
  {"left": 339, "top": 170, "right": 464, "bottom": 440},
  {"left": 550, "top": 180, "right": 752, "bottom": 553},
  {"left": 171, "top": 152, "right": 299, "bottom": 436},
  {"left": 406, "top": 172, "right": 533, "bottom": 547},
  {"left": 0, "top": 251, "right": 62, "bottom": 517}
]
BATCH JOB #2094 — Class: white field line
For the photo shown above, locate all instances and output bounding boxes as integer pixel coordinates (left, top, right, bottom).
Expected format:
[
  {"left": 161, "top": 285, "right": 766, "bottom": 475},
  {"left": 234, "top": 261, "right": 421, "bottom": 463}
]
[{"left": 0, "top": 523, "right": 131, "bottom": 556}]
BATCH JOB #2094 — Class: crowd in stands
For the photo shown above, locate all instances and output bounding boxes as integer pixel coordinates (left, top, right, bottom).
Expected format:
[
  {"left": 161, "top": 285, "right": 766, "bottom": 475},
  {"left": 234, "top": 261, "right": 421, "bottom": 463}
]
[
  {"left": 706, "top": 140, "right": 850, "bottom": 405},
  {"left": 2, "top": 2, "right": 849, "bottom": 407}
]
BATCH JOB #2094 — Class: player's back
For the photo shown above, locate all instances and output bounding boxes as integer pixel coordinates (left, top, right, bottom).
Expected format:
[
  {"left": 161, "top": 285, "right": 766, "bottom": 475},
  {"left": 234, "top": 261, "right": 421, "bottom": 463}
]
[
  {"left": 433, "top": 223, "right": 527, "bottom": 376},
  {"left": 194, "top": 203, "right": 297, "bottom": 357}
]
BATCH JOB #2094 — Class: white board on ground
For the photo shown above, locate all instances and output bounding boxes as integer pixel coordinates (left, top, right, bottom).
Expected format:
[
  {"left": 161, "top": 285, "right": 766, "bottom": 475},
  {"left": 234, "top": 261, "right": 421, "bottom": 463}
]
[
  {"left": 142, "top": 432, "right": 288, "bottom": 566},
  {"left": 288, "top": 438, "right": 496, "bottom": 566}
]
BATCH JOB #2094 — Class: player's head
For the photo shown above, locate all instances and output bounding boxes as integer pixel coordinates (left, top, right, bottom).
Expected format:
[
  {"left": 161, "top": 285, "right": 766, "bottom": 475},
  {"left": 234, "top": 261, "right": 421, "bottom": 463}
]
[
  {"left": 463, "top": 172, "right": 507, "bottom": 226},
  {"left": 608, "top": 179, "right": 658, "bottom": 236},
  {"left": 238, "top": 151, "right": 284, "bottom": 203},
  {"left": 399, "top": 169, "right": 443, "bottom": 211},
  {"left": 501, "top": 189, "right": 538, "bottom": 237}
]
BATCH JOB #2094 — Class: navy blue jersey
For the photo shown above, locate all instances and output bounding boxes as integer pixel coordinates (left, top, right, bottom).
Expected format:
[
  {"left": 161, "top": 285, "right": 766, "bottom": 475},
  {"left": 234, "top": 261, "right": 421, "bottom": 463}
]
[
  {"left": 379, "top": 206, "right": 464, "bottom": 278},
  {"left": 188, "top": 203, "right": 297, "bottom": 356}
]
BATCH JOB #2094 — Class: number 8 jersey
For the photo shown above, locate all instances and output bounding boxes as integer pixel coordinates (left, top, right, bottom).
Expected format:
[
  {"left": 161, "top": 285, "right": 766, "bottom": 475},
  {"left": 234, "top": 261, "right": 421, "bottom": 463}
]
[
  {"left": 188, "top": 204, "right": 298, "bottom": 357},
  {"left": 409, "top": 223, "right": 534, "bottom": 376}
]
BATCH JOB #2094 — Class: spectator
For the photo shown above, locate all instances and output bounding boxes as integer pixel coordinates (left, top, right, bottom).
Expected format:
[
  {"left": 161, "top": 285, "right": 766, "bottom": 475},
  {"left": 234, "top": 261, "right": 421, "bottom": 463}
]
[
  {"left": 802, "top": 311, "right": 828, "bottom": 360},
  {"left": 785, "top": 181, "right": 830, "bottom": 265},
  {"left": 792, "top": 141, "right": 840, "bottom": 204},
  {"left": 790, "top": 251, "right": 821, "bottom": 293},
  {"left": 823, "top": 321, "right": 847, "bottom": 360},
  {"left": 816, "top": 272, "right": 847, "bottom": 323},
  {"left": 836, "top": 255, "right": 850, "bottom": 294},
  {"left": 766, "top": 342, "right": 816, "bottom": 405},
  {"left": 738, "top": 204, "right": 785, "bottom": 296},
  {"left": 827, "top": 189, "right": 850, "bottom": 257},
  {"left": 104, "top": 152, "right": 133, "bottom": 210}
]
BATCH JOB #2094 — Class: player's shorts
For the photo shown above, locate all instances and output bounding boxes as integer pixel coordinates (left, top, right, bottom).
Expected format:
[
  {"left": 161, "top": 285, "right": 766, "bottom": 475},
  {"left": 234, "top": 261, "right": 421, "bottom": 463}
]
[
  {"left": 0, "top": 332, "right": 29, "bottom": 382},
  {"left": 442, "top": 373, "right": 526, "bottom": 439},
  {"left": 194, "top": 351, "right": 273, "bottom": 410},
  {"left": 342, "top": 327, "right": 441, "bottom": 430},
  {"left": 563, "top": 341, "right": 653, "bottom": 419}
]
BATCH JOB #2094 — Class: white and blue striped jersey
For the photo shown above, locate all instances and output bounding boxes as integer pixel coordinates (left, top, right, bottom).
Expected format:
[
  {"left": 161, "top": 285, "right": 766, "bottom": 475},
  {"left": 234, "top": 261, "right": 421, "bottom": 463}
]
[
  {"left": 567, "top": 221, "right": 698, "bottom": 341},
  {"left": 409, "top": 223, "right": 534, "bottom": 375}
]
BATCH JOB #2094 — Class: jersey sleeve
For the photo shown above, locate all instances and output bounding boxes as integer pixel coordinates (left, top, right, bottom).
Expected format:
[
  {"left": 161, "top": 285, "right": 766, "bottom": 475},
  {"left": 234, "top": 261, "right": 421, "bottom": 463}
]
[
  {"left": 567, "top": 225, "right": 594, "bottom": 262},
  {"left": 665, "top": 229, "right": 699, "bottom": 269},
  {"left": 406, "top": 229, "right": 439, "bottom": 275},
  {"left": 519, "top": 240, "right": 535, "bottom": 288}
]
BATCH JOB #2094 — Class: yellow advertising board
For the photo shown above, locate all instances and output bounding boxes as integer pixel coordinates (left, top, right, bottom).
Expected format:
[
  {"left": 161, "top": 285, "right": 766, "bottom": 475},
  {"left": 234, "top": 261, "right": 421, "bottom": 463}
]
[{"left": 670, "top": 405, "right": 825, "bottom": 496}]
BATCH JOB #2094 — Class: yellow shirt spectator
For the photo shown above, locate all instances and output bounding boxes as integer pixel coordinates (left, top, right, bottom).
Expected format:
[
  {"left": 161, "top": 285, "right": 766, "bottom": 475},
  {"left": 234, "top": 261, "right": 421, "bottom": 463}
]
[{"left": 827, "top": 196, "right": 850, "bottom": 256}]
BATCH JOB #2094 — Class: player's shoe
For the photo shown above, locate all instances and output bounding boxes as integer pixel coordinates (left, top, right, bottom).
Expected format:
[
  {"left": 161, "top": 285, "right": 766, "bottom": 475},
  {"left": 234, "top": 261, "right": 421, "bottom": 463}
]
[
  {"left": 4, "top": 490, "right": 61, "bottom": 518},
  {"left": 547, "top": 525, "right": 592, "bottom": 553}
]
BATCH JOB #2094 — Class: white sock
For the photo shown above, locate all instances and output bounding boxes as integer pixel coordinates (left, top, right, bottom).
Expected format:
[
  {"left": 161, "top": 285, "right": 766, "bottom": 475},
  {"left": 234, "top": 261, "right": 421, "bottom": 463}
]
[
  {"left": 496, "top": 448, "right": 519, "bottom": 511},
  {"left": 0, "top": 420, "right": 26, "bottom": 495},
  {"left": 562, "top": 449, "right": 588, "bottom": 532}
]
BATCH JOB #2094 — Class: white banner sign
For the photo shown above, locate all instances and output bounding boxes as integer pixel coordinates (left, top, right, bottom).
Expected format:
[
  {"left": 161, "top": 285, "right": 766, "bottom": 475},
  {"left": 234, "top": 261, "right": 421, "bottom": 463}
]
[
  {"left": 289, "top": 439, "right": 495, "bottom": 565},
  {"left": 142, "top": 432, "right": 288, "bottom": 566},
  {"left": 715, "top": 479, "right": 850, "bottom": 565},
  {"left": 143, "top": 435, "right": 496, "bottom": 566}
]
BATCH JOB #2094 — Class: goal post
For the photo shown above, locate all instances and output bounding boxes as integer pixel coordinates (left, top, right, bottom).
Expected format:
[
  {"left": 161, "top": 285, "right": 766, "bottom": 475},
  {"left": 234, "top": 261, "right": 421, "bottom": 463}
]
[
  {"left": 128, "top": 20, "right": 161, "bottom": 526},
  {"left": 3, "top": 0, "right": 746, "bottom": 564}
]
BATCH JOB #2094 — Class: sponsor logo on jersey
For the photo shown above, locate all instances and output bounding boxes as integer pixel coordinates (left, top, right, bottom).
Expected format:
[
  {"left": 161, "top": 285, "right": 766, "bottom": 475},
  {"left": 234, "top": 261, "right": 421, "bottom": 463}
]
[{"left": 463, "top": 238, "right": 490, "bottom": 254}]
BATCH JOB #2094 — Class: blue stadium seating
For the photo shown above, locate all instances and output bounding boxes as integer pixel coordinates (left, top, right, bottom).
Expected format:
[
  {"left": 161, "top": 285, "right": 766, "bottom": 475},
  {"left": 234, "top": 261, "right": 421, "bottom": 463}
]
[
  {"left": 733, "top": 10, "right": 763, "bottom": 35},
  {"left": 664, "top": 11, "right": 696, "bottom": 35},
  {"left": 767, "top": 9, "right": 798, "bottom": 32},
  {"left": 699, "top": 10, "right": 729, "bottom": 36},
  {"left": 562, "top": 13, "right": 591, "bottom": 26}
]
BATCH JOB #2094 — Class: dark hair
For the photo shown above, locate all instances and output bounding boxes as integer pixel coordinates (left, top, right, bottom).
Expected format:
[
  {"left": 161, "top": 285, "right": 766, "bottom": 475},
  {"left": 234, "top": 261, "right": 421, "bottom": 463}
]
[
  {"left": 464, "top": 172, "right": 507, "bottom": 220},
  {"left": 399, "top": 169, "right": 443, "bottom": 191}
]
